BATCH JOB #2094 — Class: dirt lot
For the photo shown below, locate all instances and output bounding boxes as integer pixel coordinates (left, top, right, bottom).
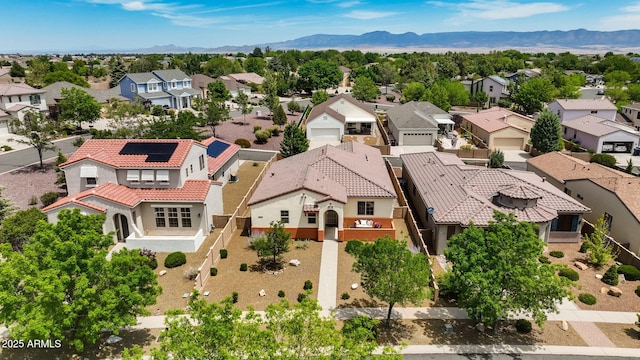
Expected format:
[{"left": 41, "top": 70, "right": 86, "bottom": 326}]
[
  {"left": 0, "top": 161, "right": 64, "bottom": 210},
  {"left": 214, "top": 113, "right": 299, "bottom": 151}
]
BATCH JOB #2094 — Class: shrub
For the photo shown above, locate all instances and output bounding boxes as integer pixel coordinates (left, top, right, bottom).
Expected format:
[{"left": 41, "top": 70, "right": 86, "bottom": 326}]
[
  {"left": 148, "top": 258, "right": 158, "bottom": 270},
  {"left": 184, "top": 267, "right": 198, "bottom": 280},
  {"left": 268, "top": 126, "right": 281, "bottom": 137},
  {"left": 255, "top": 129, "right": 271, "bottom": 144},
  {"left": 549, "top": 251, "right": 564, "bottom": 258},
  {"left": 210, "top": 267, "right": 218, "bottom": 276},
  {"left": 579, "top": 242, "right": 589, "bottom": 253},
  {"left": 341, "top": 292, "right": 350, "bottom": 300},
  {"left": 460, "top": 144, "right": 473, "bottom": 150},
  {"left": 140, "top": 248, "right": 157, "bottom": 269},
  {"left": 297, "top": 293, "right": 307, "bottom": 303},
  {"left": 515, "top": 319, "right": 532, "bottom": 334},
  {"left": 40, "top": 192, "right": 60, "bottom": 207},
  {"left": 165, "top": 251, "right": 187, "bottom": 268},
  {"left": 538, "top": 255, "right": 551, "bottom": 264},
  {"left": 1, "top": 145, "right": 13, "bottom": 151},
  {"left": 28, "top": 195, "right": 39, "bottom": 206},
  {"left": 618, "top": 265, "right": 640, "bottom": 281},
  {"left": 240, "top": 263, "right": 248, "bottom": 271},
  {"left": 232, "top": 292, "right": 238, "bottom": 303},
  {"left": 558, "top": 267, "right": 580, "bottom": 281},
  {"left": 303, "top": 280, "right": 313, "bottom": 290},
  {"left": 602, "top": 264, "right": 619, "bottom": 286},
  {"left": 72, "top": 137, "right": 85, "bottom": 147},
  {"left": 342, "top": 315, "right": 379, "bottom": 341},
  {"left": 590, "top": 153, "right": 617, "bottom": 168},
  {"left": 234, "top": 138, "right": 251, "bottom": 148},
  {"left": 578, "top": 293, "right": 597, "bottom": 305},
  {"left": 253, "top": 162, "right": 259, "bottom": 167},
  {"left": 253, "top": 125, "right": 262, "bottom": 133},
  {"left": 151, "top": 105, "right": 165, "bottom": 116},
  {"left": 278, "top": 290, "right": 285, "bottom": 298},
  {"left": 220, "top": 249, "right": 228, "bottom": 259},
  {"left": 385, "top": 94, "right": 395, "bottom": 102},
  {"left": 636, "top": 285, "right": 640, "bottom": 297},
  {"left": 345, "top": 240, "right": 363, "bottom": 255}
]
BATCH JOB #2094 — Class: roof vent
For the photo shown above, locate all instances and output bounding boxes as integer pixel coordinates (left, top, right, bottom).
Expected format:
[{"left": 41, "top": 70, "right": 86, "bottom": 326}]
[{"left": 542, "top": 177, "right": 546, "bottom": 182}]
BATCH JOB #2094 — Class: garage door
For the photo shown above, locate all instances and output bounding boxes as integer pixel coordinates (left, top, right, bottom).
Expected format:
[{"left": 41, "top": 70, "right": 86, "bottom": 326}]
[
  {"left": 494, "top": 137, "right": 523, "bottom": 150},
  {"left": 402, "top": 132, "right": 433, "bottom": 146},
  {"left": 0, "top": 120, "right": 8, "bottom": 136},
  {"left": 310, "top": 128, "right": 341, "bottom": 141}
]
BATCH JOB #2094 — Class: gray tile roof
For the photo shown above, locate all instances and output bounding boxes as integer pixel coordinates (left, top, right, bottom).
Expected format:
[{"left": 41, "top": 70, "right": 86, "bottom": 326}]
[
  {"left": 153, "top": 69, "right": 190, "bottom": 82},
  {"left": 167, "top": 88, "right": 201, "bottom": 97},
  {"left": 0, "top": 83, "right": 45, "bottom": 96},
  {"left": 386, "top": 101, "right": 447, "bottom": 130},
  {"left": 125, "top": 72, "right": 158, "bottom": 83},
  {"left": 42, "top": 81, "right": 128, "bottom": 104},
  {"left": 402, "top": 152, "right": 589, "bottom": 226},
  {"left": 563, "top": 115, "right": 639, "bottom": 137}
]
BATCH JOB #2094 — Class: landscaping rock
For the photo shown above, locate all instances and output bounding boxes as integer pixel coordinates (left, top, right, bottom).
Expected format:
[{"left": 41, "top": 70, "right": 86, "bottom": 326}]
[
  {"left": 600, "top": 287, "right": 609, "bottom": 294},
  {"left": 289, "top": 259, "right": 301, "bottom": 266},
  {"left": 574, "top": 261, "right": 588, "bottom": 270},
  {"left": 351, "top": 283, "right": 359, "bottom": 290},
  {"left": 561, "top": 320, "right": 569, "bottom": 331},
  {"left": 476, "top": 323, "right": 485, "bottom": 333},
  {"left": 608, "top": 287, "right": 623, "bottom": 297},
  {"left": 595, "top": 274, "right": 603, "bottom": 280},
  {"left": 159, "top": 270, "right": 167, "bottom": 276},
  {"left": 259, "top": 289, "right": 266, "bottom": 297}
]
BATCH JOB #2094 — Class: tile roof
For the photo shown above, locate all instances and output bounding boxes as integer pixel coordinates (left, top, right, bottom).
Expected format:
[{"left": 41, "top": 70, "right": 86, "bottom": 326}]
[
  {"left": 43, "top": 180, "right": 214, "bottom": 211},
  {"left": 552, "top": 98, "right": 617, "bottom": 111},
  {"left": 153, "top": 69, "right": 190, "bottom": 81},
  {"left": 562, "top": 115, "right": 639, "bottom": 137},
  {"left": 191, "top": 74, "right": 215, "bottom": 90},
  {"left": 584, "top": 177, "right": 640, "bottom": 222},
  {"left": 307, "top": 93, "right": 376, "bottom": 125},
  {"left": 62, "top": 139, "right": 202, "bottom": 169},
  {"left": 386, "top": 101, "right": 447, "bottom": 130},
  {"left": 125, "top": 72, "right": 158, "bottom": 83},
  {"left": 248, "top": 142, "right": 396, "bottom": 206},
  {"left": 227, "top": 72, "right": 264, "bottom": 85},
  {"left": 42, "top": 81, "right": 128, "bottom": 104},
  {"left": 402, "top": 152, "right": 589, "bottom": 226},
  {"left": 0, "top": 83, "right": 45, "bottom": 96},
  {"left": 526, "top": 152, "right": 633, "bottom": 184},
  {"left": 200, "top": 137, "right": 241, "bottom": 176},
  {"left": 462, "top": 107, "right": 533, "bottom": 133}
]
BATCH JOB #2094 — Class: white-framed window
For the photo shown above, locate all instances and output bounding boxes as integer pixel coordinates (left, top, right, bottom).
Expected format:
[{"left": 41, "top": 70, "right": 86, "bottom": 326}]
[
  {"left": 185, "top": 80, "right": 191, "bottom": 88},
  {"left": 141, "top": 169, "right": 155, "bottom": 182},
  {"left": 156, "top": 170, "right": 169, "bottom": 183},
  {"left": 172, "top": 81, "right": 177, "bottom": 89},
  {"left": 155, "top": 208, "right": 166, "bottom": 227},
  {"left": 148, "top": 82, "right": 158, "bottom": 92},
  {"left": 130, "top": 83, "right": 136, "bottom": 93},
  {"left": 181, "top": 208, "right": 192, "bottom": 227},
  {"left": 154, "top": 206, "right": 192, "bottom": 228},
  {"left": 168, "top": 207, "right": 179, "bottom": 227},
  {"left": 199, "top": 154, "right": 205, "bottom": 170},
  {"left": 308, "top": 213, "right": 316, "bottom": 224},
  {"left": 357, "top": 201, "right": 374, "bottom": 216},
  {"left": 280, "top": 210, "right": 289, "bottom": 224},
  {"left": 29, "top": 94, "right": 41, "bottom": 105},
  {"left": 127, "top": 170, "right": 140, "bottom": 182},
  {"left": 86, "top": 177, "right": 97, "bottom": 186}
]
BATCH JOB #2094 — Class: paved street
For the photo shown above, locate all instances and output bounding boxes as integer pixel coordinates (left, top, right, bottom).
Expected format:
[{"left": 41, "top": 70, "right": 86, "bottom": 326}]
[{"left": 0, "top": 136, "right": 81, "bottom": 175}]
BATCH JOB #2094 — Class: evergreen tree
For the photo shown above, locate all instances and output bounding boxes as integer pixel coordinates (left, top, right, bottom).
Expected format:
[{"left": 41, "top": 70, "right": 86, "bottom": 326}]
[
  {"left": 272, "top": 104, "right": 287, "bottom": 126},
  {"left": 488, "top": 149, "right": 504, "bottom": 168},
  {"left": 108, "top": 57, "right": 127, "bottom": 88},
  {"left": 530, "top": 109, "right": 562, "bottom": 153},
  {"left": 9, "top": 61, "right": 25, "bottom": 77},
  {"left": 280, "top": 122, "right": 309, "bottom": 158}
]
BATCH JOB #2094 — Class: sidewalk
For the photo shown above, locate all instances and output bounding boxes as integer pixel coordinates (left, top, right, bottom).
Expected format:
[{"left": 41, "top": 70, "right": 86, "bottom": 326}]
[{"left": 317, "top": 239, "right": 338, "bottom": 313}]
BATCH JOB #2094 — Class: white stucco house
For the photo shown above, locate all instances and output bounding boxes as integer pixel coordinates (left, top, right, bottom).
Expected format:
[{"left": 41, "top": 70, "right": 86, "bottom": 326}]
[
  {"left": 305, "top": 94, "right": 376, "bottom": 142},
  {"left": 547, "top": 99, "right": 617, "bottom": 123},
  {"left": 0, "top": 83, "right": 48, "bottom": 134},
  {"left": 43, "top": 137, "right": 239, "bottom": 252},
  {"left": 562, "top": 115, "right": 640, "bottom": 153}
]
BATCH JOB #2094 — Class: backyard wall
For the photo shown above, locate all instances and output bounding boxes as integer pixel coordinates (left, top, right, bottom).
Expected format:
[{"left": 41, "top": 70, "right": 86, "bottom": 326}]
[{"left": 581, "top": 219, "right": 640, "bottom": 270}]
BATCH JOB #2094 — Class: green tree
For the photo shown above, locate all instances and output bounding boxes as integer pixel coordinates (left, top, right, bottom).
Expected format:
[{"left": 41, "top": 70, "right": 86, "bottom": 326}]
[
  {"left": 202, "top": 98, "right": 231, "bottom": 137},
  {"left": 530, "top": 109, "right": 562, "bottom": 153},
  {"left": 236, "top": 91, "right": 253, "bottom": 123},
  {"left": 262, "top": 71, "right": 280, "bottom": 118},
  {"left": 445, "top": 211, "right": 569, "bottom": 328},
  {"left": 488, "top": 149, "right": 504, "bottom": 168},
  {"left": 26, "top": 56, "right": 51, "bottom": 88},
  {"left": 108, "top": 57, "right": 127, "bottom": 88},
  {"left": 513, "top": 77, "right": 556, "bottom": 114},
  {"left": 402, "top": 81, "right": 426, "bottom": 102},
  {"left": 0, "top": 207, "right": 46, "bottom": 252},
  {"left": 0, "top": 209, "right": 161, "bottom": 352},
  {"left": 287, "top": 98, "right": 302, "bottom": 114},
  {"left": 280, "top": 122, "right": 308, "bottom": 158},
  {"left": 143, "top": 111, "right": 204, "bottom": 140},
  {"left": 352, "top": 236, "right": 432, "bottom": 326},
  {"left": 583, "top": 215, "right": 616, "bottom": 268},
  {"left": 244, "top": 57, "right": 266, "bottom": 76},
  {"left": 207, "top": 80, "right": 231, "bottom": 102},
  {"left": 424, "top": 82, "right": 451, "bottom": 111},
  {"left": 441, "top": 80, "right": 470, "bottom": 106},
  {"left": 272, "top": 104, "right": 287, "bottom": 126},
  {"left": 377, "top": 62, "right": 397, "bottom": 94},
  {"left": 43, "top": 71, "right": 90, "bottom": 88},
  {"left": 311, "top": 90, "right": 329, "bottom": 105},
  {"left": 471, "top": 91, "right": 489, "bottom": 111},
  {"left": 203, "top": 57, "right": 243, "bottom": 78},
  {"left": 9, "top": 61, "right": 25, "bottom": 77},
  {"left": 352, "top": 75, "right": 380, "bottom": 102},
  {"left": 58, "top": 87, "right": 102, "bottom": 128},
  {"left": 252, "top": 221, "right": 291, "bottom": 269},
  {"left": 297, "top": 59, "right": 343, "bottom": 92},
  {"left": 0, "top": 186, "right": 16, "bottom": 226},
  {"left": 9, "top": 110, "right": 58, "bottom": 168}
]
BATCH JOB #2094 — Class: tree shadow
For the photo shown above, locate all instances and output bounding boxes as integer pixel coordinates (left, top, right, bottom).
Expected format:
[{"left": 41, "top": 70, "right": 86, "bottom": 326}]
[
  {"left": 414, "top": 319, "right": 541, "bottom": 347},
  {"left": 623, "top": 327, "right": 640, "bottom": 340},
  {"left": 376, "top": 319, "right": 415, "bottom": 345},
  {"left": 10, "top": 162, "right": 55, "bottom": 174}
]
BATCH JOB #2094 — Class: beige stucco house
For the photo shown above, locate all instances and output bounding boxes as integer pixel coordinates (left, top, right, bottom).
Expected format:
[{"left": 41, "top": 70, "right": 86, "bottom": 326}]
[
  {"left": 305, "top": 94, "right": 376, "bottom": 142},
  {"left": 386, "top": 101, "right": 453, "bottom": 146},
  {"left": 461, "top": 107, "right": 534, "bottom": 150},
  {"left": 248, "top": 142, "right": 397, "bottom": 241}
]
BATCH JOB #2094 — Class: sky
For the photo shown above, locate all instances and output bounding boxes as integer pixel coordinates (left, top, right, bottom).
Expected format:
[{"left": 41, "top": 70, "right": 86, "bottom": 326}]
[{"left": 2, "top": 0, "right": 640, "bottom": 52}]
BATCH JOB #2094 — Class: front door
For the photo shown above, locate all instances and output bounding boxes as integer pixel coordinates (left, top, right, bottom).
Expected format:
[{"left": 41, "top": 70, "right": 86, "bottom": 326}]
[
  {"left": 325, "top": 210, "right": 338, "bottom": 227},
  {"left": 113, "top": 214, "right": 130, "bottom": 242}
]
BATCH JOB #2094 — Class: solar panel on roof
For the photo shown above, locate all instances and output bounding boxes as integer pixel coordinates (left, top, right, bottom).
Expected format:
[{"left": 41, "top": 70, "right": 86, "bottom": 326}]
[
  {"left": 119, "top": 142, "right": 179, "bottom": 163},
  {"left": 207, "top": 140, "right": 231, "bottom": 158}
]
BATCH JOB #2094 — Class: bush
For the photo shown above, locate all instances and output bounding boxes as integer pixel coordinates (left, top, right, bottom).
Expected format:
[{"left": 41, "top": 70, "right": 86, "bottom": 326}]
[
  {"left": 342, "top": 315, "right": 378, "bottom": 341},
  {"left": 72, "top": 137, "right": 85, "bottom": 147},
  {"left": 460, "top": 144, "right": 473, "bottom": 150},
  {"left": 232, "top": 292, "right": 238, "bottom": 303},
  {"left": 345, "top": 240, "right": 363, "bottom": 255},
  {"left": 538, "top": 255, "right": 551, "bottom": 264},
  {"left": 341, "top": 292, "right": 350, "bottom": 300},
  {"left": 590, "top": 153, "right": 617, "bottom": 168},
  {"left": 254, "top": 129, "right": 271, "bottom": 144},
  {"left": 515, "top": 319, "right": 532, "bottom": 334},
  {"left": 268, "top": 126, "right": 280, "bottom": 136},
  {"left": 220, "top": 249, "right": 228, "bottom": 259},
  {"left": 234, "top": 138, "right": 251, "bottom": 148},
  {"left": 297, "top": 293, "right": 307, "bottom": 303},
  {"left": 1, "top": 145, "right": 13, "bottom": 151},
  {"left": 240, "top": 263, "right": 248, "bottom": 272},
  {"left": 579, "top": 242, "right": 589, "bottom": 253},
  {"left": 184, "top": 267, "right": 198, "bottom": 280},
  {"left": 602, "top": 264, "right": 619, "bottom": 286},
  {"left": 558, "top": 267, "right": 580, "bottom": 281},
  {"left": 578, "top": 293, "right": 597, "bottom": 305},
  {"left": 28, "top": 195, "right": 39, "bottom": 206},
  {"left": 253, "top": 125, "right": 262, "bottom": 133},
  {"left": 148, "top": 258, "right": 158, "bottom": 270},
  {"left": 278, "top": 290, "right": 285, "bottom": 298},
  {"left": 210, "top": 267, "right": 218, "bottom": 276},
  {"left": 140, "top": 248, "right": 157, "bottom": 270},
  {"left": 164, "top": 251, "right": 187, "bottom": 268},
  {"left": 618, "top": 265, "right": 640, "bottom": 281},
  {"left": 549, "top": 251, "right": 564, "bottom": 258},
  {"left": 40, "top": 192, "right": 60, "bottom": 207},
  {"left": 303, "top": 280, "right": 313, "bottom": 290},
  {"left": 151, "top": 105, "right": 165, "bottom": 116},
  {"left": 385, "top": 94, "right": 395, "bottom": 102},
  {"left": 636, "top": 285, "right": 640, "bottom": 297}
]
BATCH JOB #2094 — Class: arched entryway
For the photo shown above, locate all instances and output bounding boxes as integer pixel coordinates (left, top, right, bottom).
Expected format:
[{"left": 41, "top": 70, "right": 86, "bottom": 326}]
[
  {"left": 324, "top": 210, "right": 339, "bottom": 240},
  {"left": 113, "top": 213, "right": 130, "bottom": 242}
]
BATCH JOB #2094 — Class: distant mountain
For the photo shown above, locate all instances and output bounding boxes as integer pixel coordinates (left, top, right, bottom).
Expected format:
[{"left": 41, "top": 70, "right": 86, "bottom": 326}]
[{"left": 71, "top": 29, "right": 640, "bottom": 54}]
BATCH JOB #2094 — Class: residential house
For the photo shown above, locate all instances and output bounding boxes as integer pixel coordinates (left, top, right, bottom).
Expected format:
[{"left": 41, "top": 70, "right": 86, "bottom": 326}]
[
  {"left": 248, "top": 142, "right": 397, "bottom": 242},
  {"left": 386, "top": 101, "right": 453, "bottom": 146},
  {"left": 43, "top": 138, "right": 231, "bottom": 252},
  {"left": 0, "top": 83, "right": 47, "bottom": 134},
  {"left": 621, "top": 102, "right": 640, "bottom": 131},
  {"left": 402, "top": 152, "right": 590, "bottom": 254},
  {"left": 42, "top": 81, "right": 128, "bottom": 117},
  {"left": 119, "top": 69, "right": 201, "bottom": 110},
  {"left": 0, "top": 67, "right": 12, "bottom": 84},
  {"left": 465, "top": 75, "right": 509, "bottom": 106},
  {"left": 227, "top": 72, "right": 264, "bottom": 86},
  {"left": 461, "top": 107, "right": 535, "bottom": 150},
  {"left": 504, "top": 68, "right": 541, "bottom": 82},
  {"left": 305, "top": 94, "right": 376, "bottom": 142},
  {"left": 547, "top": 99, "right": 617, "bottom": 123},
  {"left": 527, "top": 152, "right": 640, "bottom": 255},
  {"left": 191, "top": 74, "right": 251, "bottom": 100},
  {"left": 200, "top": 137, "right": 240, "bottom": 185},
  {"left": 562, "top": 115, "right": 640, "bottom": 153}
]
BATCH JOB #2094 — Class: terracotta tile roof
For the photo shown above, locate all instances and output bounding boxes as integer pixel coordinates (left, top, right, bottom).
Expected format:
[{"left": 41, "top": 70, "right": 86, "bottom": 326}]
[
  {"left": 306, "top": 94, "right": 376, "bottom": 125},
  {"left": 462, "top": 107, "right": 532, "bottom": 133},
  {"left": 0, "top": 83, "right": 45, "bottom": 96},
  {"left": 200, "top": 137, "right": 241, "bottom": 176},
  {"left": 562, "top": 115, "right": 639, "bottom": 137},
  {"left": 43, "top": 180, "right": 214, "bottom": 212},
  {"left": 402, "top": 152, "right": 589, "bottom": 226},
  {"left": 552, "top": 98, "right": 617, "bottom": 111},
  {"left": 526, "top": 152, "right": 633, "bottom": 184},
  {"left": 248, "top": 142, "right": 396, "bottom": 206},
  {"left": 62, "top": 139, "right": 202, "bottom": 169}
]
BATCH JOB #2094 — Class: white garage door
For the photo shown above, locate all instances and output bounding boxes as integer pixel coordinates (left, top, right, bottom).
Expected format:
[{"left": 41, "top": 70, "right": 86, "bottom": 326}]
[
  {"left": 0, "top": 120, "right": 8, "bottom": 136},
  {"left": 402, "top": 132, "right": 433, "bottom": 146},
  {"left": 494, "top": 137, "right": 523, "bottom": 150},
  {"left": 310, "top": 128, "right": 341, "bottom": 141}
]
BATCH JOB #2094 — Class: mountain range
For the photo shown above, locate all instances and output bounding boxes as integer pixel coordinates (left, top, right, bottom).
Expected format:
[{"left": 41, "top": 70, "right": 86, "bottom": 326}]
[{"left": 82, "top": 29, "right": 640, "bottom": 54}]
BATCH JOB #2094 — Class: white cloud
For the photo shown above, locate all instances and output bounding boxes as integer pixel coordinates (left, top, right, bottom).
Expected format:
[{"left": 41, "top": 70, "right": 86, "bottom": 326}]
[
  {"left": 338, "top": 1, "right": 362, "bottom": 8},
  {"left": 428, "top": 0, "right": 569, "bottom": 20},
  {"left": 597, "top": 3, "right": 640, "bottom": 30},
  {"left": 622, "top": 3, "right": 640, "bottom": 12},
  {"left": 344, "top": 10, "right": 398, "bottom": 20}
]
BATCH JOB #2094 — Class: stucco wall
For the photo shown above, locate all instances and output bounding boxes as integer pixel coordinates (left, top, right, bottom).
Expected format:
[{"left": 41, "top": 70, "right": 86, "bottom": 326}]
[
  {"left": 306, "top": 113, "right": 344, "bottom": 140},
  {"left": 251, "top": 189, "right": 334, "bottom": 229},
  {"left": 489, "top": 126, "right": 528, "bottom": 150},
  {"left": 64, "top": 159, "right": 119, "bottom": 194}
]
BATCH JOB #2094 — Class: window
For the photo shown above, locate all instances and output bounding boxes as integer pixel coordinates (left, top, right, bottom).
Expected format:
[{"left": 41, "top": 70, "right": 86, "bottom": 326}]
[
  {"left": 489, "top": 85, "right": 494, "bottom": 92},
  {"left": 163, "top": 82, "right": 167, "bottom": 89},
  {"left": 168, "top": 207, "right": 179, "bottom": 227},
  {"left": 636, "top": 112, "right": 640, "bottom": 120},
  {"left": 357, "top": 201, "right": 374, "bottom": 216},
  {"left": 185, "top": 81, "right": 191, "bottom": 88},
  {"left": 86, "top": 177, "right": 97, "bottom": 186},
  {"left": 308, "top": 213, "right": 316, "bottom": 224},
  {"left": 280, "top": 210, "right": 289, "bottom": 223},
  {"left": 172, "top": 81, "right": 177, "bottom": 89},
  {"left": 155, "top": 208, "right": 166, "bottom": 227},
  {"left": 564, "top": 127, "right": 567, "bottom": 134},
  {"left": 190, "top": 164, "right": 193, "bottom": 173},
  {"left": 591, "top": 110, "right": 598, "bottom": 114},
  {"left": 141, "top": 170, "right": 155, "bottom": 182},
  {"left": 148, "top": 82, "right": 158, "bottom": 92},
  {"left": 181, "top": 208, "right": 192, "bottom": 227},
  {"left": 18, "top": 96, "right": 22, "bottom": 102},
  {"left": 127, "top": 170, "right": 140, "bottom": 182},
  {"left": 130, "top": 83, "right": 136, "bottom": 93},
  {"left": 29, "top": 94, "right": 41, "bottom": 105},
  {"left": 156, "top": 170, "right": 169, "bottom": 183},
  {"left": 199, "top": 154, "right": 205, "bottom": 170}
]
